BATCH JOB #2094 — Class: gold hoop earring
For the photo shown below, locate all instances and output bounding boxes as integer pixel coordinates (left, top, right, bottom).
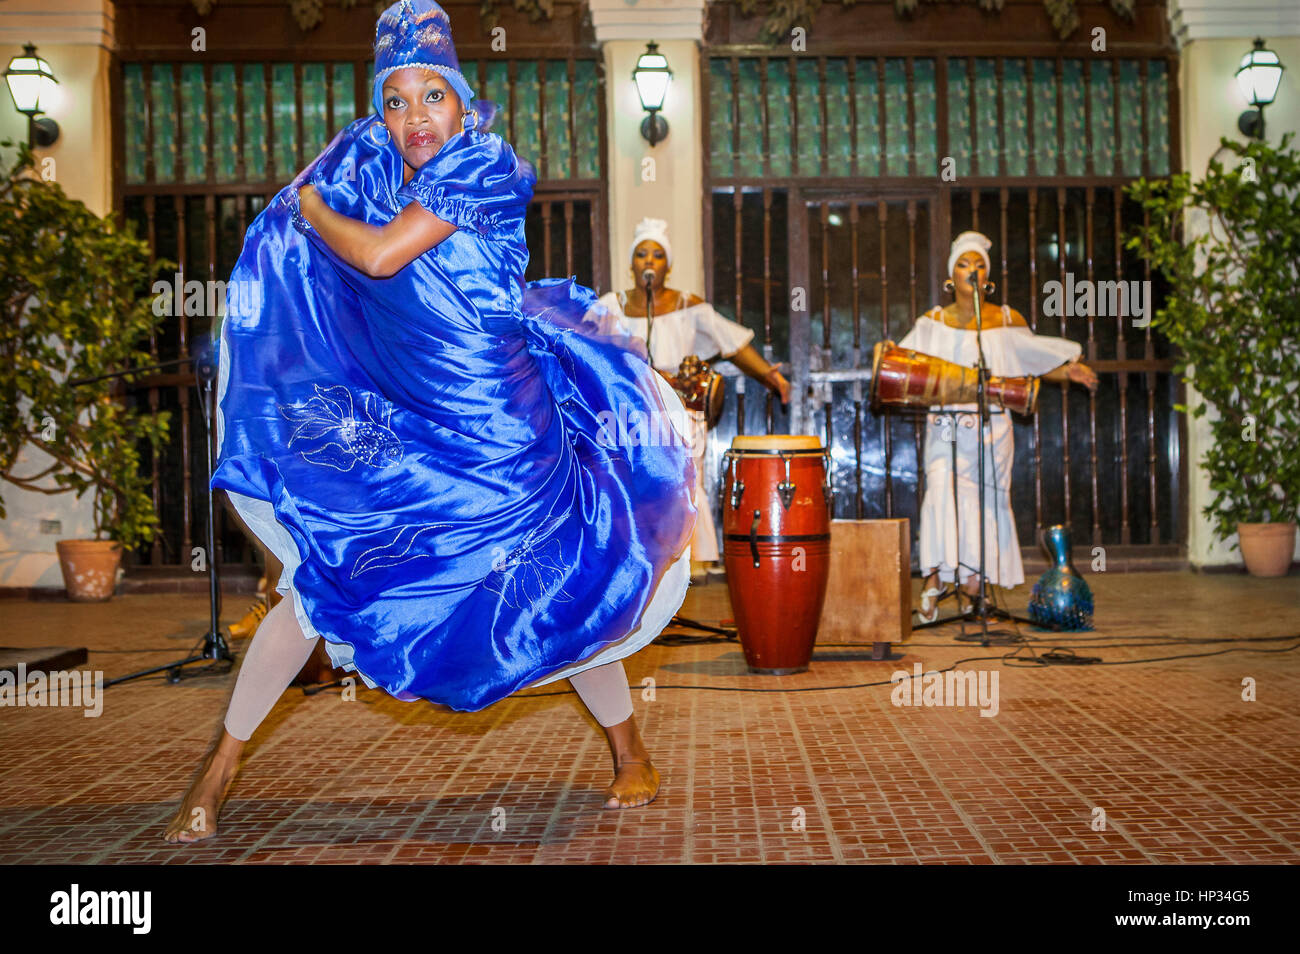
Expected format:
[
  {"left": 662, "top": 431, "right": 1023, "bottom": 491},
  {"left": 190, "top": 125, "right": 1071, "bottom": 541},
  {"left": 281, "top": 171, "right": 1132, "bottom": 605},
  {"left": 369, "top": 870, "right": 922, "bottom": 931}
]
[
  {"left": 368, "top": 122, "right": 391, "bottom": 146},
  {"left": 942, "top": 279, "right": 955, "bottom": 295}
]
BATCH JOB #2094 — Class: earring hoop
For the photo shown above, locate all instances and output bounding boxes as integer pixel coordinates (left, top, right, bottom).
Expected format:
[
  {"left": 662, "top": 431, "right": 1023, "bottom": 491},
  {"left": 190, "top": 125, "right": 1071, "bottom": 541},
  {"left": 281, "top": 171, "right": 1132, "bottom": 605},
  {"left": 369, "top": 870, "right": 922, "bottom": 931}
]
[
  {"left": 942, "top": 279, "right": 955, "bottom": 295},
  {"left": 983, "top": 281, "right": 996, "bottom": 296},
  {"left": 368, "top": 122, "right": 391, "bottom": 146}
]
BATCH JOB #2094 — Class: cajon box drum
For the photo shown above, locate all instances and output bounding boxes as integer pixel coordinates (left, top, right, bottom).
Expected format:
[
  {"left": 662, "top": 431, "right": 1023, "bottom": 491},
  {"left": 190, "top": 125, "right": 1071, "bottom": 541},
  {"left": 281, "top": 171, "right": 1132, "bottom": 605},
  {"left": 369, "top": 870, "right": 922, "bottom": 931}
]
[{"left": 820, "top": 519, "right": 912, "bottom": 654}]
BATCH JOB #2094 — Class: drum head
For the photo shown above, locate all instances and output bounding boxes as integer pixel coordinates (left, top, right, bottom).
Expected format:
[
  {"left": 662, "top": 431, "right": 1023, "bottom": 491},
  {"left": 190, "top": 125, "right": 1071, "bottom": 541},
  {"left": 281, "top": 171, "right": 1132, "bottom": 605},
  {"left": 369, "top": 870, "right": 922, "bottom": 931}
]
[{"left": 731, "top": 434, "right": 823, "bottom": 452}]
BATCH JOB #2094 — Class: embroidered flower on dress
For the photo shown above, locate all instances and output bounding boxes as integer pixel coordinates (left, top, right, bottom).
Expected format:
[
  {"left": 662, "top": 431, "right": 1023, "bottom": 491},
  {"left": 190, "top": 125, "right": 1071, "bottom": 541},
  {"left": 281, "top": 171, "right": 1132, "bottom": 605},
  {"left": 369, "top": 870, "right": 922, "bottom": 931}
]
[
  {"left": 483, "top": 512, "right": 575, "bottom": 610},
  {"left": 279, "top": 384, "right": 404, "bottom": 472}
]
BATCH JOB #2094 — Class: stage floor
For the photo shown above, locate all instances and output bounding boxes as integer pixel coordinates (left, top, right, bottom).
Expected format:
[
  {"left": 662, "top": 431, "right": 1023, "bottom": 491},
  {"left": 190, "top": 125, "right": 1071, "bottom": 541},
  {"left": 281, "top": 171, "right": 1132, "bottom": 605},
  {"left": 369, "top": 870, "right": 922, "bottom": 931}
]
[{"left": 1, "top": 571, "right": 1297, "bottom": 864}]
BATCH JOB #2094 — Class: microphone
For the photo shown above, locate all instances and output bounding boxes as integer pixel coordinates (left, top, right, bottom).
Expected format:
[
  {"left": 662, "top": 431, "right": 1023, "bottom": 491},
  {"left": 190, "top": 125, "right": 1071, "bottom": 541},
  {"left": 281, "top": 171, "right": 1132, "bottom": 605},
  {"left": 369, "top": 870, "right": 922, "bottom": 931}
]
[
  {"left": 642, "top": 268, "right": 654, "bottom": 287},
  {"left": 193, "top": 334, "right": 219, "bottom": 388}
]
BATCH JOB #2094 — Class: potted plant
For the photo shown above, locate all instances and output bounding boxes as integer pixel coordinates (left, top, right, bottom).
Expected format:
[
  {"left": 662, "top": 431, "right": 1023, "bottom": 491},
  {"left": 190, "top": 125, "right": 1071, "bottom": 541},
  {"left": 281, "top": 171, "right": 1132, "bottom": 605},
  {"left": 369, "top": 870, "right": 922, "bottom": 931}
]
[
  {"left": 0, "top": 144, "right": 171, "bottom": 599},
  {"left": 1127, "top": 133, "right": 1299, "bottom": 576}
]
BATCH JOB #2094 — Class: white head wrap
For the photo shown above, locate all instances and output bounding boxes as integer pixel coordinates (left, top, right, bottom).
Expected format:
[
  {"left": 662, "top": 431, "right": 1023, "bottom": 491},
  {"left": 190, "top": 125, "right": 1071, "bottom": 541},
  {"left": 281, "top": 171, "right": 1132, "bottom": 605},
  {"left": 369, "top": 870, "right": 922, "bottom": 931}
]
[
  {"left": 947, "top": 230, "right": 992, "bottom": 279},
  {"left": 629, "top": 217, "right": 672, "bottom": 269}
]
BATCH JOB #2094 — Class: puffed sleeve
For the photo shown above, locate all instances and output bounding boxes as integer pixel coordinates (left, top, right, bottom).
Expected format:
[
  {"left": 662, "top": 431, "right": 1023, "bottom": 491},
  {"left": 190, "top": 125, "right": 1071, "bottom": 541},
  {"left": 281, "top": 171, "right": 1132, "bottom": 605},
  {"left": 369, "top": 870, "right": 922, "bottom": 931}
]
[
  {"left": 394, "top": 128, "right": 537, "bottom": 242},
  {"left": 896, "top": 319, "right": 926, "bottom": 352},
  {"left": 690, "top": 301, "right": 755, "bottom": 358},
  {"left": 989, "top": 326, "right": 1082, "bottom": 377}
]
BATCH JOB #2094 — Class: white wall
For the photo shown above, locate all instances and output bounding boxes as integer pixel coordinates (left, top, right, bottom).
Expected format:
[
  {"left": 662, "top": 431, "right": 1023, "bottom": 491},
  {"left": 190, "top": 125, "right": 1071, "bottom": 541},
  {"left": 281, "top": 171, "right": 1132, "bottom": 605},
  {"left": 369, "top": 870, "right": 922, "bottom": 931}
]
[
  {"left": 1179, "top": 36, "right": 1300, "bottom": 566},
  {"left": 601, "top": 38, "right": 705, "bottom": 299}
]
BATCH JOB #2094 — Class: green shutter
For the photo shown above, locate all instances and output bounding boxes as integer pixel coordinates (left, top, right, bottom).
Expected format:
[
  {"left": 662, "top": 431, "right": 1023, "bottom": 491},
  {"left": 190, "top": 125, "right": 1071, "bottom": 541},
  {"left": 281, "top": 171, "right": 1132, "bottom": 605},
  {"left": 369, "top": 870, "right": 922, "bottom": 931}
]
[
  {"left": 1002, "top": 59, "right": 1028, "bottom": 177},
  {"left": 272, "top": 63, "right": 297, "bottom": 179},
  {"left": 854, "top": 59, "right": 880, "bottom": 178},
  {"left": 885, "top": 58, "right": 910, "bottom": 176},
  {"left": 913, "top": 59, "right": 938, "bottom": 179},
  {"left": 947, "top": 59, "right": 971, "bottom": 176},
  {"left": 709, "top": 59, "right": 734, "bottom": 178},
  {"left": 573, "top": 59, "right": 600, "bottom": 179},
  {"left": 1062, "top": 59, "right": 1086, "bottom": 176},
  {"left": 973, "top": 57, "right": 998, "bottom": 176},
  {"left": 241, "top": 65, "right": 267, "bottom": 182},
  {"left": 149, "top": 65, "right": 177, "bottom": 183},
  {"left": 1089, "top": 60, "right": 1115, "bottom": 175},
  {"left": 1031, "top": 59, "right": 1058, "bottom": 176},
  {"left": 212, "top": 64, "right": 238, "bottom": 183},
  {"left": 302, "top": 63, "right": 328, "bottom": 158},
  {"left": 123, "top": 63, "right": 146, "bottom": 184}
]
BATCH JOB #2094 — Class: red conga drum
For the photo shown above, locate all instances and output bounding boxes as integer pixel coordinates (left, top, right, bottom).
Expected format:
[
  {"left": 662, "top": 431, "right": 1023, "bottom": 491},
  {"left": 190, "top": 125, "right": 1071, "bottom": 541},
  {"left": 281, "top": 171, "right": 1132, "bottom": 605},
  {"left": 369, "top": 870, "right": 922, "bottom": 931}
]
[{"left": 721, "top": 435, "right": 831, "bottom": 674}]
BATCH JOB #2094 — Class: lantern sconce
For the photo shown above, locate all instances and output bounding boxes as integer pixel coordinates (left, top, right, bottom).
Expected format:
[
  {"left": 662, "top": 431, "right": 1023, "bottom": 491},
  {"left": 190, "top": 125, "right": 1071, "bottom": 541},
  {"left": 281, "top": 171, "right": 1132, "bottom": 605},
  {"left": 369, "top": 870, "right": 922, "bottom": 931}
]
[
  {"left": 5, "top": 43, "right": 60, "bottom": 148},
  {"left": 633, "top": 41, "right": 672, "bottom": 146},
  {"left": 1235, "top": 38, "right": 1284, "bottom": 140}
]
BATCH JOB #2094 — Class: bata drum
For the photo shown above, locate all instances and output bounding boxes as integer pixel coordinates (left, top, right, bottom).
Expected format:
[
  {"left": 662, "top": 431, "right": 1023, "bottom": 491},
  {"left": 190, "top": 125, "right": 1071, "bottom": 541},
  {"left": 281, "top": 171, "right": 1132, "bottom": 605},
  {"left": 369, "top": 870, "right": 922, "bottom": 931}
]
[
  {"left": 720, "top": 435, "right": 831, "bottom": 674},
  {"left": 667, "top": 355, "right": 725, "bottom": 428},
  {"left": 869, "top": 341, "right": 1039, "bottom": 415}
]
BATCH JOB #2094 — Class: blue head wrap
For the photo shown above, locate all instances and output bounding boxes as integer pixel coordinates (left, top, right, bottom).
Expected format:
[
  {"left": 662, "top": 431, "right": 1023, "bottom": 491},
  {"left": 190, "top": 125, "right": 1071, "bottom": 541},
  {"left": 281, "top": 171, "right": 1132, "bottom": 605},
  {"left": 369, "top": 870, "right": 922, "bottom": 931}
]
[{"left": 372, "top": 0, "right": 493, "bottom": 133}]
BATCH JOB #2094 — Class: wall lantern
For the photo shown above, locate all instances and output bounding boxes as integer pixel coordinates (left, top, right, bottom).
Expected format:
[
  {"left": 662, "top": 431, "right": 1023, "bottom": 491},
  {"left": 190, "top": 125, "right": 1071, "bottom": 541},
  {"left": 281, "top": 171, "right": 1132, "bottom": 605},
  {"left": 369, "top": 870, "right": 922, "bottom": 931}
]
[
  {"left": 5, "top": 43, "right": 60, "bottom": 148},
  {"left": 633, "top": 41, "right": 672, "bottom": 146},
  {"left": 1235, "top": 38, "right": 1284, "bottom": 140}
]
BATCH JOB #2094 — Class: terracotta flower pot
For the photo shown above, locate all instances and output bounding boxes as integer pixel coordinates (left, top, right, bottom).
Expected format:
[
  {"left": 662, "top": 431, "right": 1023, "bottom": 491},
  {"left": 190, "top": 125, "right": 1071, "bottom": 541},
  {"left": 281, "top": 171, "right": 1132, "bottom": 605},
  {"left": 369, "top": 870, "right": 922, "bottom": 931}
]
[
  {"left": 55, "top": 539, "right": 123, "bottom": 601},
  {"left": 1237, "top": 522, "right": 1297, "bottom": 578}
]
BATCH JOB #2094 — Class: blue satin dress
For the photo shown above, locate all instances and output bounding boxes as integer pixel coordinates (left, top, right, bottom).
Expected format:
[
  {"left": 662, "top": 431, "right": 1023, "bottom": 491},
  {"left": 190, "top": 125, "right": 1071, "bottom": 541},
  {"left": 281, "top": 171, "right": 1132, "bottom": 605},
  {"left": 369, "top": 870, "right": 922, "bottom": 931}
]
[{"left": 213, "top": 112, "right": 697, "bottom": 711}]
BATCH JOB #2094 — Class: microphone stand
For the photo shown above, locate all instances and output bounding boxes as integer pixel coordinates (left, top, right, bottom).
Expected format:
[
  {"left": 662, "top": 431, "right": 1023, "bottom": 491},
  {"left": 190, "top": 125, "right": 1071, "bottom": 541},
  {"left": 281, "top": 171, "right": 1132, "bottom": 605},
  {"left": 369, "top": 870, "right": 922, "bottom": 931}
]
[
  {"left": 89, "top": 350, "right": 236, "bottom": 687},
  {"left": 638, "top": 270, "right": 738, "bottom": 642},
  {"left": 955, "top": 276, "right": 1035, "bottom": 646}
]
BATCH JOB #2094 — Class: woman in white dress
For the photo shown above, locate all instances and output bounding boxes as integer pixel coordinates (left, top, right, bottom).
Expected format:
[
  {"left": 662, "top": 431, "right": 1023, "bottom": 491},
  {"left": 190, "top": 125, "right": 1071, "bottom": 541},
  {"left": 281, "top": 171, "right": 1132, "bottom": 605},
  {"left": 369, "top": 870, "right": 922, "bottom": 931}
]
[
  {"left": 594, "top": 218, "right": 791, "bottom": 575},
  {"left": 899, "top": 232, "right": 1098, "bottom": 622}
]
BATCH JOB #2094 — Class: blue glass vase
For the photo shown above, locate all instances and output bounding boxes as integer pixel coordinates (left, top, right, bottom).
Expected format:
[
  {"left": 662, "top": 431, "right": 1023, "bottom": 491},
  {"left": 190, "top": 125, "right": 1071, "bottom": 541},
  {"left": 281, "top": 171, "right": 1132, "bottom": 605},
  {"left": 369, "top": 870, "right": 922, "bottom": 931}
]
[{"left": 1028, "top": 525, "right": 1094, "bottom": 630}]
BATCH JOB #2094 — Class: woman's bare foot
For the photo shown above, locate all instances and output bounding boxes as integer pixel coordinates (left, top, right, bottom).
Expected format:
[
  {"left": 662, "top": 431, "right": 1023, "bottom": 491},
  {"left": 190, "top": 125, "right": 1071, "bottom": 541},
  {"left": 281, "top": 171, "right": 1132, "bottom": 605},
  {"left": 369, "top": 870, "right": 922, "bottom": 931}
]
[
  {"left": 163, "top": 730, "right": 244, "bottom": 843},
  {"left": 600, "top": 714, "right": 659, "bottom": 809},
  {"left": 606, "top": 757, "right": 660, "bottom": 809}
]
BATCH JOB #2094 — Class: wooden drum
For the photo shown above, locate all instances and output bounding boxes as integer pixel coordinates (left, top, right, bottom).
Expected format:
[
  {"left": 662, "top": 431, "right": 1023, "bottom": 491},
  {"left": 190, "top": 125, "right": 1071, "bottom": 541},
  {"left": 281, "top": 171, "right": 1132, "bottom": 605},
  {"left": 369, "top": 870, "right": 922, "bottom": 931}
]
[
  {"left": 720, "top": 435, "right": 831, "bottom": 674},
  {"left": 869, "top": 341, "right": 1039, "bottom": 415}
]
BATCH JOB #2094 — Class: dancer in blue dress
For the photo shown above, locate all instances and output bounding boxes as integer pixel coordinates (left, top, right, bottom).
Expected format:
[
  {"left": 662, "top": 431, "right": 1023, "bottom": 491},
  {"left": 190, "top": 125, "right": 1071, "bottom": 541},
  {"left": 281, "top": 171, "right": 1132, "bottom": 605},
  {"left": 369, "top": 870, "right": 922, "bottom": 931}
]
[{"left": 165, "top": 0, "right": 696, "bottom": 842}]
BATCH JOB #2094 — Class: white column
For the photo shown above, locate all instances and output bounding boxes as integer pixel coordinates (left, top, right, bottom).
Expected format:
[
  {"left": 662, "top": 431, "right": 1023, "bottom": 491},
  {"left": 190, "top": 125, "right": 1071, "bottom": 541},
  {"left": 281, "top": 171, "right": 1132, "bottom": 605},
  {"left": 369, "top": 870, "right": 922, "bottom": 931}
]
[
  {"left": 0, "top": 2, "right": 116, "bottom": 588},
  {"left": 588, "top": 0, "right": 707, "bottom": 298},
  {"left": 1167, "top": 2, "right": 1299, "bottom": 566},
  {"left": 0, "top": 1, "right": 117, "bottom": 215}
]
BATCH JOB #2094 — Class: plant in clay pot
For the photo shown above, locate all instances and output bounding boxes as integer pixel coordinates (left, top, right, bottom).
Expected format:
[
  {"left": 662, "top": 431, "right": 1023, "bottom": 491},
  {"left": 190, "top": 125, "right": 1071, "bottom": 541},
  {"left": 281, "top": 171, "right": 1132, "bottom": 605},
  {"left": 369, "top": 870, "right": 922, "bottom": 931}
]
[
  {"left": 1128, "top": 133, "right": 1299, "bottom": 576},
  {"left": 0, "top": 144, "right": 171, "bottom": 599}
]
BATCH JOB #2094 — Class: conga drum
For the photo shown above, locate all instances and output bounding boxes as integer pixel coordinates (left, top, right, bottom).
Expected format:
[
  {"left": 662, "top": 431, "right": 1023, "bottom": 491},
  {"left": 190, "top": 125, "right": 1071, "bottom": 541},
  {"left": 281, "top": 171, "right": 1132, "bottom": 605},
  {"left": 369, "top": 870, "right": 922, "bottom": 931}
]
[{"left": 720, "top": 435, "right": 831, "bottom": 674}]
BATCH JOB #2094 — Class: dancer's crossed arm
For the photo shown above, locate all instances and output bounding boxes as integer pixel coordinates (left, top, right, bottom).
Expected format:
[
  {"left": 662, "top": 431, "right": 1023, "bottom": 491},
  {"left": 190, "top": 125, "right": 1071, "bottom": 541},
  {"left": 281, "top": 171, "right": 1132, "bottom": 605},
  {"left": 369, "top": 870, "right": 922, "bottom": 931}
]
[{"left": 298, "top": 183, "right": 456, "bottom": 279}]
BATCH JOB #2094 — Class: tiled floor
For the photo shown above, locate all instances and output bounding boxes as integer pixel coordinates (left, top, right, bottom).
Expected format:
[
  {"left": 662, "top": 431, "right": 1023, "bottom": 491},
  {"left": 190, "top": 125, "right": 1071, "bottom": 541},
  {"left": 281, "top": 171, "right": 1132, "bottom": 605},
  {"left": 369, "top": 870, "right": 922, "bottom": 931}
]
[{"left": 1, "top": 571, "right": 1297, "bottom": 864}]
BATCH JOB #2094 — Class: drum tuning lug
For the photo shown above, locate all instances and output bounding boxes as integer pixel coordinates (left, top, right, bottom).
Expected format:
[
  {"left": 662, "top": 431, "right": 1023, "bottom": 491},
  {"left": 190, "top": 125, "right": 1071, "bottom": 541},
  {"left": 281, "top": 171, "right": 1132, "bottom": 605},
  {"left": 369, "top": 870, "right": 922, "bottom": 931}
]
[
  {"left": 749, "top": 509, "right": 761, "bottom": 568},
  {"left": 731, "top": 479, "right": 745, "bottom": 510},
  {"left": 776, "top": 453, "right": 795, "bottom": 510},
  {"left": 777, "top": 480, "right": 795, "bottom": 510}
]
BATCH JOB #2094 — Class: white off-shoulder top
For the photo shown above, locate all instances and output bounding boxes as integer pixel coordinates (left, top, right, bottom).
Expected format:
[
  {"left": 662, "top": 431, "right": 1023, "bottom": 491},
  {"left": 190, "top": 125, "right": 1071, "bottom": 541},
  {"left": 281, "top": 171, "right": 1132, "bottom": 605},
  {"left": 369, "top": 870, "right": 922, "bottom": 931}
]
[{"left": 897, "top": 306, "right": 1081, "bottom": 378}]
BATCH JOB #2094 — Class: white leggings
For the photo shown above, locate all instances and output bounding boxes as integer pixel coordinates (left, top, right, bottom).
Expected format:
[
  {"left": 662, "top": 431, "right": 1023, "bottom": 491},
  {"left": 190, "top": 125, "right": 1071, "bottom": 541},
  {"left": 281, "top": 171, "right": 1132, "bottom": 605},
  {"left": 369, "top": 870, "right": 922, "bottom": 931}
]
[{"left": 222, "top": 597, "right": 634, "bottom": 741}]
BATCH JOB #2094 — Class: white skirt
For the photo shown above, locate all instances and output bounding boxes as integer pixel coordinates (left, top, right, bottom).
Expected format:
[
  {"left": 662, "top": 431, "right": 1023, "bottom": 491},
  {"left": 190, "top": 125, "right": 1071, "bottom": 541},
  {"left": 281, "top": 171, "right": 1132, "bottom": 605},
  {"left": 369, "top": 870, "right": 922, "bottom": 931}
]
[{"left": 917, "top": 406, "right": 1024, "bottom": 588}]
